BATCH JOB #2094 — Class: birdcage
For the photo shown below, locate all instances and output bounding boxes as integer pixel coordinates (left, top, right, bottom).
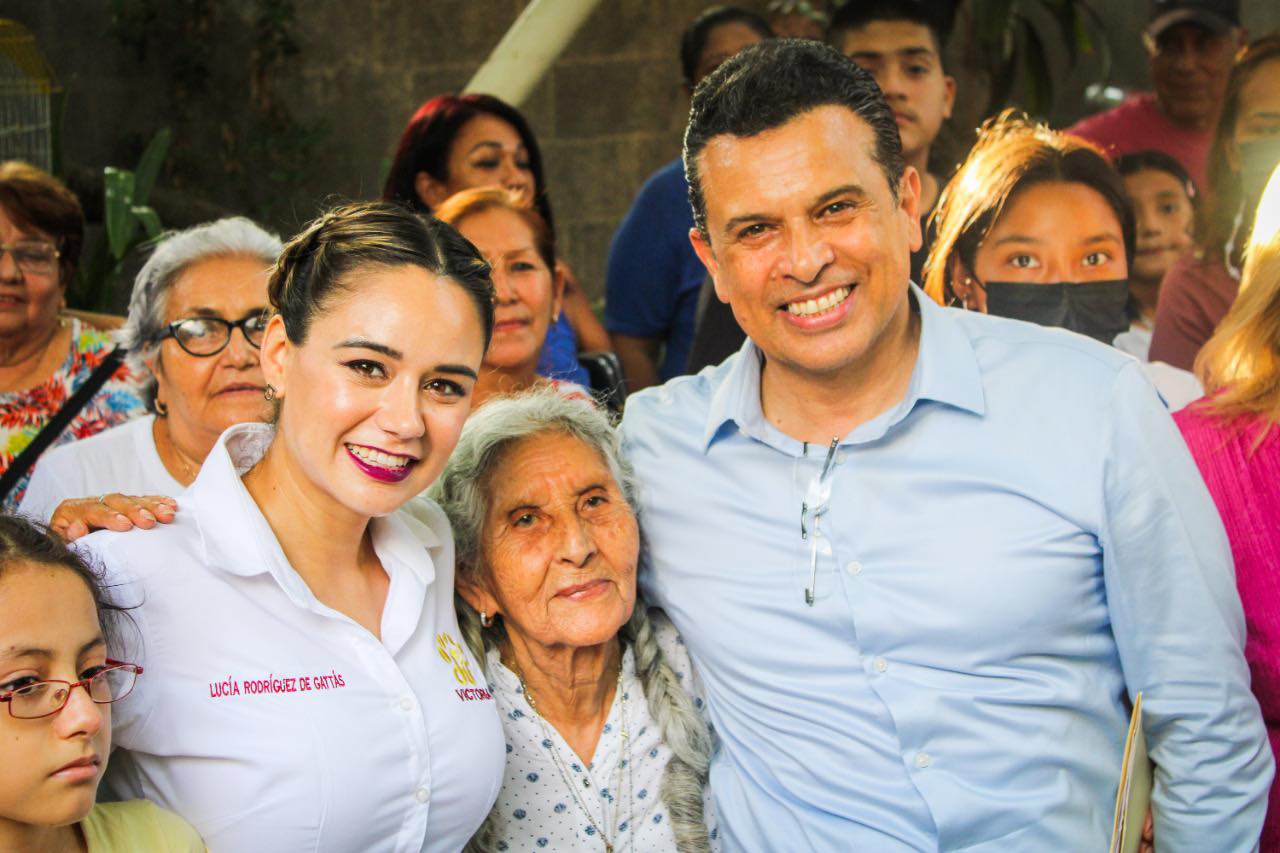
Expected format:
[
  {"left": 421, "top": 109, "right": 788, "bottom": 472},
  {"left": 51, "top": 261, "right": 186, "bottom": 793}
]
[{"left": 0, "top": 19, "right": 57, "bottom": 173}]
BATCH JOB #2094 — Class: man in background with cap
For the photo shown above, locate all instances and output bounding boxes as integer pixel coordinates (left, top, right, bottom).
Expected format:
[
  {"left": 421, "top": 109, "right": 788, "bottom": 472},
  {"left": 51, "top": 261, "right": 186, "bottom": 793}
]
[{"left": 1067, "top": 0, "right": 1243, "bottom": 191}]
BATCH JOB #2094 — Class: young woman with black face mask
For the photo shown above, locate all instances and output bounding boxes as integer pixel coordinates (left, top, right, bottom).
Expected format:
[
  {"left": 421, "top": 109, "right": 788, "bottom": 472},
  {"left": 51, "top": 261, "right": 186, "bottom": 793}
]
[
  {"left": 923, "top": 110, "right": 1202, "bottom": 410},
  {"left": 1150, "top": 35, "right": 1280, "bottom": 372}
]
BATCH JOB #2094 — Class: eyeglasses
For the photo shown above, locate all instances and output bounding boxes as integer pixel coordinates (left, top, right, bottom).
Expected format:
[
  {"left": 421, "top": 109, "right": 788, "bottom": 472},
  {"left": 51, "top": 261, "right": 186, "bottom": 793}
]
[
  {"left": 157, "top": 313, "right": 268, "bottom": 357},
  {"left": 0, "top": 660, "right": 143, "bottom": 720},
  {"left": 0, "top": 240, "right": 60, "bottom": 276},
  {"left": 801, "top": 438, "right": 839, "bottom": 607}
]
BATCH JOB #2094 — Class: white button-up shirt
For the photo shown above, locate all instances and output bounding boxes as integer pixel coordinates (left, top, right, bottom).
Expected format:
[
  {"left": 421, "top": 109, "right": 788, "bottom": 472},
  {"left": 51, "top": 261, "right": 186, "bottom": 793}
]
[{"left": 84, "top": 423, "right": 505, "bottom": 852}]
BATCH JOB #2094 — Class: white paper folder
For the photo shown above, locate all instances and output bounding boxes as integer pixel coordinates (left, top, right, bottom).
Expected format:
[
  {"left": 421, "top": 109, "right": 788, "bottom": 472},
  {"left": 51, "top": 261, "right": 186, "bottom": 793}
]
[{"left": 1110, "top": 692, "right": 1153, "bottom": 853}]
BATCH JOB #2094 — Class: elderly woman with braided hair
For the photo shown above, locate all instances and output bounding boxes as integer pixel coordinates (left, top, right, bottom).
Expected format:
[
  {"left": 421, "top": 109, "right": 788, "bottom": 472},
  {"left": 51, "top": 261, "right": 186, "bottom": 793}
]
[{"left": 430, "top": 387, "right": 718, "bottom": 852}]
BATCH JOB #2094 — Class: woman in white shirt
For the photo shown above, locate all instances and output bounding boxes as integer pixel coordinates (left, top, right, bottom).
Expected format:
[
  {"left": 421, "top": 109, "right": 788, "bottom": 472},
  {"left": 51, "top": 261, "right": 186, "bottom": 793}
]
[
  {"left": 430, "top": 387, "right": 717, "bottom": 852},
  {"left": 79, "top": 201, "right": 505, "bottom": 852},
  {"left": 19, "top": 217, "right": 281, "bottom": 537}
]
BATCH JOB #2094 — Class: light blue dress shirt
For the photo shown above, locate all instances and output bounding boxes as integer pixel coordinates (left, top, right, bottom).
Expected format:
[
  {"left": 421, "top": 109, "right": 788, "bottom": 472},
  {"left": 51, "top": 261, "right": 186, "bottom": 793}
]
[{"left": 620, "top": 287, "right": 1272, "bottom": 851}]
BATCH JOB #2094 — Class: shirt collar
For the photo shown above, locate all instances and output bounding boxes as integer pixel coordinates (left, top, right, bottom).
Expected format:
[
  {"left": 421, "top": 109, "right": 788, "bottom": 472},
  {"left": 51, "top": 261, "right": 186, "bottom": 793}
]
[
  {"left": 378, "top": 498, "right": 441, "bottom": 586},
  {"left": 702, "top": 338, "right": 767, "bottom": 449},
  {"left": 702, "top": 284, "right": 985, "bottom": 450},
  {"left": 188, "top": 422, "right": 284, "bottom": 580},
  {"left": 189, "top": 423, "right": 439, "bottom": 590},
  {"left": 910, "top": 283, "right": 986, "bottom": 417}
]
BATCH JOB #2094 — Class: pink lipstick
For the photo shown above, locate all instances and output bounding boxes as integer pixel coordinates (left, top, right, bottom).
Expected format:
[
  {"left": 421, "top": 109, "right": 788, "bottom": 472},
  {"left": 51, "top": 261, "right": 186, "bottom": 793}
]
[{"left": 345, "top": 444, "right": 416, "bottom": 484}]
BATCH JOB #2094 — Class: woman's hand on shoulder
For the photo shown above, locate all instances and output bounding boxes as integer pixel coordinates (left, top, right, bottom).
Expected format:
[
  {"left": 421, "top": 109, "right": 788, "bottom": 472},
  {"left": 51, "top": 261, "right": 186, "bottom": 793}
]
[{"left": 49, "top": 493, "right": 178, "bottom": 541}]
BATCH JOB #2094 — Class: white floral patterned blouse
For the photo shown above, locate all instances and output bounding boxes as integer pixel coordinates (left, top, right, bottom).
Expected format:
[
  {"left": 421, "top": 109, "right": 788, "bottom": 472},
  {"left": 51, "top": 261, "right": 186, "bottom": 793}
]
[{"left": 480, "top": 610, "right": 719, "bottom": 852}]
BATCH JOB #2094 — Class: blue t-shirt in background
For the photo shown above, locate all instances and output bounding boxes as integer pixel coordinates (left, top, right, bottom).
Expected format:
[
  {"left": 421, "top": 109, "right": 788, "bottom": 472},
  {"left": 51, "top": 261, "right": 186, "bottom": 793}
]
[
  {"left": 605, "top": 157, "right": 707, "bottom": 382},
  {"left": 536, "top": 312, "right": 590, "bottom": 386}
]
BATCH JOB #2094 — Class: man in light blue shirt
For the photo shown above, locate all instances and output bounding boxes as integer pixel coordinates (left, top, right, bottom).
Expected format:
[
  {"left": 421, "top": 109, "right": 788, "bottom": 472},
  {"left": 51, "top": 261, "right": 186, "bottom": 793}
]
[{"left": 620, "top": 40, "right": 1272, "bottom": 851}]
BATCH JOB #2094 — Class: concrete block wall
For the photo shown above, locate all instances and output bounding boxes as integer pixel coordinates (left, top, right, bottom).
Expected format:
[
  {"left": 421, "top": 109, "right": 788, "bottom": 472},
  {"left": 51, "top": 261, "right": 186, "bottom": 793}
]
[
  {"left": 536, "top": 0, "right": 719, "bottom": 298},
  {"left": 2, "top": 0, "right": 1277, "bottom": 307},
  {"left": 0, "top": 0, "right": 731, "bottom": 306}
]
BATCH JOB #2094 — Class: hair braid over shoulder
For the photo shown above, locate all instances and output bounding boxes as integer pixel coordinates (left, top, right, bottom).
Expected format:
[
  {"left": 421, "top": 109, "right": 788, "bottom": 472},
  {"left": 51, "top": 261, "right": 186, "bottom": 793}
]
[{"left": 623, "top": 606, "right": 714, "bottom": 853}]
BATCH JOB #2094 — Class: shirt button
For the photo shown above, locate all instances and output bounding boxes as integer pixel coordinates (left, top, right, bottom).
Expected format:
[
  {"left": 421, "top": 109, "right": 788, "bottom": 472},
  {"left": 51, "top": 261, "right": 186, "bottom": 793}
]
[
  {"left": 835, "top": 450, "right": 847, "bottom": 465},
  {"left": 845, "top": 560, "right": 863, "bottom": 576},
  {"left": 415, "top": 787, "right": 429, "bottom": 804},
  {"left": 399, "top": 696, "right": 414, "bottom": 711},
  {"left": 914, "top": 752, "right": 931, "bottom": 769},
  {"left": 872, "top": 656, "right": 888, "bottom": 673}
]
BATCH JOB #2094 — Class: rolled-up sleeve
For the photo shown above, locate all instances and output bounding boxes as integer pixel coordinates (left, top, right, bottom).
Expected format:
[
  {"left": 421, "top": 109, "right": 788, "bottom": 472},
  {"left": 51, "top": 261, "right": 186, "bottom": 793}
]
[{"left": 1100, "top": 362, "right": 1273, "bottom": 850}]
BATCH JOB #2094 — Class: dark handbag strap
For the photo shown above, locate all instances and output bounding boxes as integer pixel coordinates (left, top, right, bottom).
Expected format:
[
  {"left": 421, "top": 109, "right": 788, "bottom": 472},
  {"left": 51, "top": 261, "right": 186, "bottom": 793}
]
[{"left": 0, "top": 345, "right": 126, "bottom": 504}]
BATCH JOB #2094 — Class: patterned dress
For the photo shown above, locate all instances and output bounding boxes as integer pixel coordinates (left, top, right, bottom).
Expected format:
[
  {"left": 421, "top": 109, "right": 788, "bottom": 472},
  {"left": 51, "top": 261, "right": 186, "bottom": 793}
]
[
  {"left": 480, "top": 611, "right": 719, "bottom": 852},
  {"left": 0, "top": 317, "right": 145, "bottom": 510}
]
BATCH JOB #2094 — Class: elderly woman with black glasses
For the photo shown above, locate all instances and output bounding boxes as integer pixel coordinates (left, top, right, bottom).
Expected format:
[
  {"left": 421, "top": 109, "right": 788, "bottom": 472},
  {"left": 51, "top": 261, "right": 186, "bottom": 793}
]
[{"left": 19, "top": 217, "right": 281, "bottom": 539}]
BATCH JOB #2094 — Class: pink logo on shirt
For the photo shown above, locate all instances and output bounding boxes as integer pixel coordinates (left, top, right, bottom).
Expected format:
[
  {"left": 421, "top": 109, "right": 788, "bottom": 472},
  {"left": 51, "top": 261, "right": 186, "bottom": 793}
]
[{"left": 208, "top": 670, "right": 347, "bottom": 699}]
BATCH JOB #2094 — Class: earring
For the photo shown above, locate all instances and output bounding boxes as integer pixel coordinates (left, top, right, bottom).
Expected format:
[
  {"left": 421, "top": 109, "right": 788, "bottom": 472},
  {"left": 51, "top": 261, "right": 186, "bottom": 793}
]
[
  {"left": 264, "top": 384, "right": 277, "bottom": 401},
  {"left": 154, "top": 398, "right": 168, "bottom": 417},
  {"left": 480, "top": 611, "right": 493, "bottom": 628}
]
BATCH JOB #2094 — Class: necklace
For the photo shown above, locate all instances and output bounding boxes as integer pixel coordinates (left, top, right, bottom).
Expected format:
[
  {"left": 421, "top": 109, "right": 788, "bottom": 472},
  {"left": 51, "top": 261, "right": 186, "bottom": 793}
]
[
  {"left": 152, "top": 418, "right": 201, "bottom": 485},
  {"left": 518, "top": 659, "right": 633, "bottom": 853}
]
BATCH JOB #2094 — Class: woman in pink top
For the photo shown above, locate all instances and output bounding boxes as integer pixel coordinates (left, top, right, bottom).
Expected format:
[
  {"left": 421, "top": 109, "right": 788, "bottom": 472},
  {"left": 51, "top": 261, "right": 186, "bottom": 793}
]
[{"left": 1175, "top": 162, "right": 1280, "bottom": 851}]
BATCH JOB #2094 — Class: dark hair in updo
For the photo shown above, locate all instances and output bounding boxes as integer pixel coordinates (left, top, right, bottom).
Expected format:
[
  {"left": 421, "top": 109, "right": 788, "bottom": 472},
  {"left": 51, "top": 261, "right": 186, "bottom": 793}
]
[
  {"left": 0, "top": 515, "right": 129, "bottom": 649},
  {"left": 268, "top": 201, "right": 495, "bottom": 348}
]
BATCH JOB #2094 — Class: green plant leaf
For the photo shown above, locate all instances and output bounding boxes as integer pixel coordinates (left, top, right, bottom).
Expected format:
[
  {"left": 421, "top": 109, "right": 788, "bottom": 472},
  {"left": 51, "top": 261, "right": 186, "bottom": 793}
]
[
  {"left": 131, "top": 205, "right": 163, "bottom": 239},
  {"left": 69, "top": 235, "right": 114, "bottom": 312},
  {"left": 103, "top": 167, "right": 137, "bottom": 260},
  {"left": 1046, "top": 0, "right": 1082, "bottom": 65},
  {"left": 132, "top": 127, "right": 170, "bottom": 205},
  {"left": 98, "top": 258, "right": 128, "bottom": 313},
  {"left": 1021, "top": 17, "right": 1053, "bottom": 117},
  {"left": 50, "top": 90, "right": 67, "bottom": 178},
  {"left": 974, "top": 0, "right": 1020, "bottom": 56},
  {"left": 1075, "top": 1, "right": 1111, "bottom": 81},
  {"left": 1072, "top": 7, "right": 1093, "bottom": 55}
]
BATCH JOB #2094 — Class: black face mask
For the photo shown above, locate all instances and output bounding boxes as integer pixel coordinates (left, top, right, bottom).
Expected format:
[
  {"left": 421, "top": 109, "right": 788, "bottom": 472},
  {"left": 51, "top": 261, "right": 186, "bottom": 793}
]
[
  {"left": 982, "top": 280, "right": 1130, "bottom": 344},
  {"left": 1238, "top": 136, "right": 1280, "bottom": 203}
]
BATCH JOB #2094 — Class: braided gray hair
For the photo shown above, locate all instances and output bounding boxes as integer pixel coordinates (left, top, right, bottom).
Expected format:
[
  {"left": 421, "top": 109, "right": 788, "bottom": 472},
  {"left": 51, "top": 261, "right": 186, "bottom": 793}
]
[
  {"left": 431, "top": 388, "right": 713, "bottom": 853},
  {"left": 118, "top": 216, "right": 282, "bottom": 409}
]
